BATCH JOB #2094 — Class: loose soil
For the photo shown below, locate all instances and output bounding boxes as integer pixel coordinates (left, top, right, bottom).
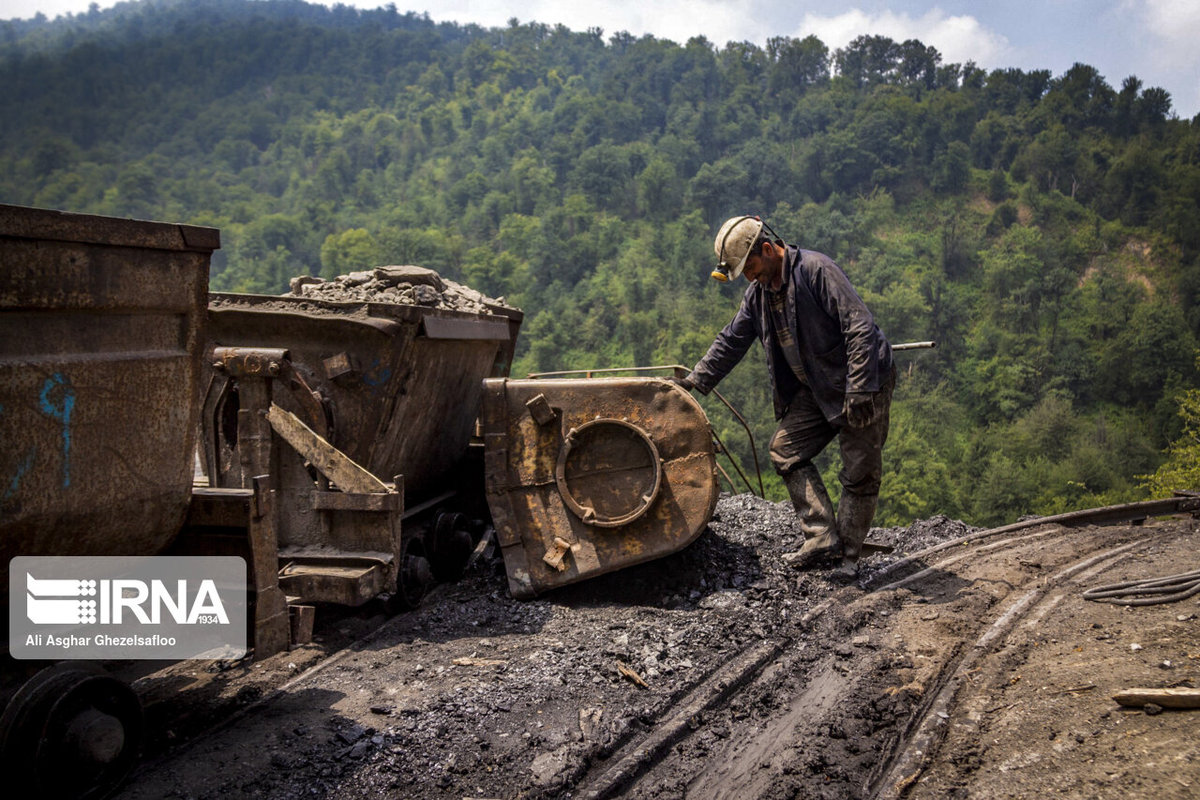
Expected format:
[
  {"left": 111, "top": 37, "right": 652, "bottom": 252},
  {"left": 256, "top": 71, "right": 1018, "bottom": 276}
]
[{"left": 114, "top": 495, "right": 1200, "bottom": 799}]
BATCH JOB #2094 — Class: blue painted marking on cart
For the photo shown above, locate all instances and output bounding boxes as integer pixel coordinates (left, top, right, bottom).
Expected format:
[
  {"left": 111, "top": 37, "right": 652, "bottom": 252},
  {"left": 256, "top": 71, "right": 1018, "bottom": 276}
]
[
  {"left": 3, "top": 447, "right": 36, "bottom": 503},
  {"left": 39, "top": 373, "right": 75, "bottom": 488},
  {"left": 362, "top": 358, "right": 392, "bottom": 389}
]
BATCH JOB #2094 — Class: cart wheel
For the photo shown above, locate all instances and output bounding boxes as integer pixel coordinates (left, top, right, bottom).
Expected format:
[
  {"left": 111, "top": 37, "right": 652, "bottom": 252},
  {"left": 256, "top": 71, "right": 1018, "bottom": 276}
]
[
  {"left": 391, "top": 536, "right": 433, "bottom": 611},
  {"left": 0, "top": 662, "right": 143, "bottom": 799},
  {"left": 427, "top": 511, "right": 476, "bottom": 583}
]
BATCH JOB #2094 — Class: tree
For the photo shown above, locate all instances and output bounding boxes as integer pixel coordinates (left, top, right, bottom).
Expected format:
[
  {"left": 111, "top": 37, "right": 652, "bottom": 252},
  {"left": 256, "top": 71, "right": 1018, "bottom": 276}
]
[
  {"left": 834, "top": 35, "right": 899, "bottom": 87},
  {"left": 766, "top": 35, "right": 829, "bottom": 98},
  {"left": 320, "top": 228, "right": 378, "bottom": 277},
  {"left": 1102, "top": 140, "right": 1165, "bottom": 225},
  {"left": 1041, "top": 62, "right": 1115, "bottom": 131},
  {"left": 1140, "top": 377, "right": 1200, "bottom": 496},
  {"left": 636, "top": 156, "right": 680, "bottom": 220},
  {"left": 895, "top": 39, "right": 941, "bottom": 93},
  {"left": 687, "top": 158, "right": 750, "bottom": 226},
  {"left": 569, "top": 143, "right": 631, "bottom": 212},
  {"left": 931, "top": 141, "right": 970, "bottom": 195}
]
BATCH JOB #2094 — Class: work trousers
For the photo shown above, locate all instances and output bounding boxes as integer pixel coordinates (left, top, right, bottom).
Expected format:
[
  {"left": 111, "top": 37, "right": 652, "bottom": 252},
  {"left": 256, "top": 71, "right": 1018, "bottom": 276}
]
[{"left": 768, "top": 368, "right": 895, "bottom": 496}]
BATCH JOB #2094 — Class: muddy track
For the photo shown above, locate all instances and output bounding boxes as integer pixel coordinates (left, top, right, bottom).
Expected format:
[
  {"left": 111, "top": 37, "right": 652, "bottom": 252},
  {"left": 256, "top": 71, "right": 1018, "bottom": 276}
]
[
  {"left": 575, "top": 516, "right": 1196, "bottom": 800},
  {"left": 111, "top": 498, "right": 1200, "bottom": 800}
]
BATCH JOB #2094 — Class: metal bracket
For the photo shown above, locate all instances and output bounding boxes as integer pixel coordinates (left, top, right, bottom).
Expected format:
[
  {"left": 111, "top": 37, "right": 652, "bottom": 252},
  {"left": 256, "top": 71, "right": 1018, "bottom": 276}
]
[
  {"left": 212, "top": 346, "right": 288, "bottom": 378},
  {"left": 543, "top": 536, "right": 580, "bottom": 572},
  {"left": 323, "top": 352, "right": 355, "bottom": 380},
  {"left": 265, "top": 403, "right": 388, "bottom": 495},
  {"left": 525, "top": 393, "right": 556, "bottom": 426}
]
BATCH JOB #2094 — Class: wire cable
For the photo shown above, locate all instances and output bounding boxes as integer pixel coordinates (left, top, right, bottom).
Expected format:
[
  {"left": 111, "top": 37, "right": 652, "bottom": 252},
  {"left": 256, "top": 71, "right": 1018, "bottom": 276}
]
[{"left": 1082, "top": 568, "right": 1200, "bottom": 605}]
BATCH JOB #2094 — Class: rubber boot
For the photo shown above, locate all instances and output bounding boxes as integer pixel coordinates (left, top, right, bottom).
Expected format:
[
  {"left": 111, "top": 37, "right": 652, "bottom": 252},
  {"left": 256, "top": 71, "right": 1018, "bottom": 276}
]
[
  {"left": 780, "top": 466, "right": 842, "bottom": 568},
  {"left": 832, "top": 491, "right": 878, "bottom": 580}
]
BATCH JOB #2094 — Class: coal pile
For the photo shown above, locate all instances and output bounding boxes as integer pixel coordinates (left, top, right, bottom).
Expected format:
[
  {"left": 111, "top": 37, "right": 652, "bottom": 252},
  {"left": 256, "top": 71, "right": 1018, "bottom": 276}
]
[{"left": 285, "top": 265, "right": 514, "bottom": 315}]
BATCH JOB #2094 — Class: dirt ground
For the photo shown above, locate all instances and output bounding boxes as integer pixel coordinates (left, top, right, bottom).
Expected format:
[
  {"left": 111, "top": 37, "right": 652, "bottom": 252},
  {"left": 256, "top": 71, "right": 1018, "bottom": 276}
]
[{"left": 112, "top": 494, "right": 1200, "bottom": 799}]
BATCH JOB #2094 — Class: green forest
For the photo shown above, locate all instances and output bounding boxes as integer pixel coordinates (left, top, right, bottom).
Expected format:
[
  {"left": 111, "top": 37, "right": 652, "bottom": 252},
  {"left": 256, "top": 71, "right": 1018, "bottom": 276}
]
[{"left": 3, "top": 0, "right": 1199, "bottom": 526}]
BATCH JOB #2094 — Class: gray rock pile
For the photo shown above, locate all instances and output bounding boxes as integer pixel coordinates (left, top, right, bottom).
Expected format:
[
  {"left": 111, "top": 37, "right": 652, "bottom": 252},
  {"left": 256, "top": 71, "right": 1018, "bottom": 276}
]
[{"left": 286, "top": 265, "right": 513, "bottom": 315}]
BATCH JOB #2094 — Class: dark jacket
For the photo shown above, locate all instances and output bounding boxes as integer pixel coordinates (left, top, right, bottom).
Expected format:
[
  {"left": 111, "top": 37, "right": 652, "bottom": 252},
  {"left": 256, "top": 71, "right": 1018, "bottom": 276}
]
[{"left": 687, "top": 246, "right": 893, "bottom": 422}]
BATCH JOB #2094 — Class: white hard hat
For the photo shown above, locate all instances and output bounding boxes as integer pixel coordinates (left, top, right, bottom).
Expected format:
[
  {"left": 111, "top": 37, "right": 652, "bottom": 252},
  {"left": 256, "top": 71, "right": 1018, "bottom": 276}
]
[{"left": 712, "top": 215, "right": 764, "bottom": 282}]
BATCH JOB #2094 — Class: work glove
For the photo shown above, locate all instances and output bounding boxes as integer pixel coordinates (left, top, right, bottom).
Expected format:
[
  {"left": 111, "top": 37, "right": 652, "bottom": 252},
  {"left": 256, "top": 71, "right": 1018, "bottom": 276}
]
[
  {"left": 671, "top": 375, "right": 696, "bottom": 392},
  {"left": 842, "top": 391, "right": 876, "bottom": 429}
]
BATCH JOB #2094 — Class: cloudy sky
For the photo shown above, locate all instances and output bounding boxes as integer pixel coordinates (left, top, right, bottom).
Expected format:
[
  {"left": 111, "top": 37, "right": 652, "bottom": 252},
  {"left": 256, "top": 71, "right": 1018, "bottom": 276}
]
[{"left": 3, "top": 0, "right": 1198, "bottom": 119}]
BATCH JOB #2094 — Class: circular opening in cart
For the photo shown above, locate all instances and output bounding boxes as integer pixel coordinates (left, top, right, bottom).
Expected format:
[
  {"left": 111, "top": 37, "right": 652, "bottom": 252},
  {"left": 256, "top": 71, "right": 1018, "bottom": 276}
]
[{"left": 555, "top": 418, "right": 662, "bottom": 528}]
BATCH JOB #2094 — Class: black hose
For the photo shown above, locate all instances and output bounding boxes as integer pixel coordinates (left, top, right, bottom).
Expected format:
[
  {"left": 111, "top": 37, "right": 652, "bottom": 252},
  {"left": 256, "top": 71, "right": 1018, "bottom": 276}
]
[{"left": 1082, "top": 569, "right": 1200, "bottom": 605}]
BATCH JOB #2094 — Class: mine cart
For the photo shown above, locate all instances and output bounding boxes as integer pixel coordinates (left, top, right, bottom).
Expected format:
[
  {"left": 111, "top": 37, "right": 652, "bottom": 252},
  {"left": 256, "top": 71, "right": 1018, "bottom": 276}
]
[
  {"left": 195, "top": 293, "right": 523, "bottom": 625},
  {"left": 0, "top": 204, "right": 214, "bottom": 577},
  {"left": 0, "top": 204, "right": 218, "bottom": 799}
]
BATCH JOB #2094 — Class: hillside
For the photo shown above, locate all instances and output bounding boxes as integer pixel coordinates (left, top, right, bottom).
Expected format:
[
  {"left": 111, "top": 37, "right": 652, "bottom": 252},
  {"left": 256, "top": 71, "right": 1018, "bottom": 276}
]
[{"left": 3, "top": 0, "right": 1199, "bottom": 525}]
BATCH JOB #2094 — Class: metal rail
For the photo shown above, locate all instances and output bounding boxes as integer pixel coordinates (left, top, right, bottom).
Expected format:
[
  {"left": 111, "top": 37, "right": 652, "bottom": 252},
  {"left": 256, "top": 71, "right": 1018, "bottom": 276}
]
[
  {"left": 574, "top": 495, "right": 1200, "bottom": 799},
  {"left": 864, "top": 494, "right": 1200, "bottom": 591},
  {"left": 525, "top": 342, "right": 936, "bottom": 381},
  {"left": 527, "top": 364, "right": 689, "bottom": 380}
]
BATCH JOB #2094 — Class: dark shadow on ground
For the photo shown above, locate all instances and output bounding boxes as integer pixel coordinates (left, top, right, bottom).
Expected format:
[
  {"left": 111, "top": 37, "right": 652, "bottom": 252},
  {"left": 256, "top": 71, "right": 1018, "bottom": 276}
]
[
  {"left": 536, "top": 527, "right": 765, "bottom": 611},
  {"left": 118, "top": 687, "right": 362, "bottom": 799}
]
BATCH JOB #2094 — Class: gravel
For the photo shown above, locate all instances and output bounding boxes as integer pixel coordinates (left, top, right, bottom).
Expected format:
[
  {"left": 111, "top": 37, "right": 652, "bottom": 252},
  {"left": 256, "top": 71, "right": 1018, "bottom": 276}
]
[{"left": 285, "top": 265, "right": 514, "bottom": 315}]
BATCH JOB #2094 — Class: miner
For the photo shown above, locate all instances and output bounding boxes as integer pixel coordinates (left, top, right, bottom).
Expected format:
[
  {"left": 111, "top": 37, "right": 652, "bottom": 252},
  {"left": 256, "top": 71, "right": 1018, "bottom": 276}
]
[{"left": 676, "top": 215, "right": 895, "bottom": 579}]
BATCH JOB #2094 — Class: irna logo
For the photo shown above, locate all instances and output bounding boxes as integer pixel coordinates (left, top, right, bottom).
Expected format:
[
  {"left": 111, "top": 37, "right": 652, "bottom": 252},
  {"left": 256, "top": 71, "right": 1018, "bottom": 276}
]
[
  {"left": 11, "top": 556, "right": 247, "bottom": 660},
  {"left": 26, "top": 573, "right": 230, "bottom": 626}
]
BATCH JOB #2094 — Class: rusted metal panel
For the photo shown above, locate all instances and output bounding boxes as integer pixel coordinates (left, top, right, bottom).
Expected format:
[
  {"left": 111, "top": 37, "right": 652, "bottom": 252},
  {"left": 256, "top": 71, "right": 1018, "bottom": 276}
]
[
  {"left": 0, "top": 205, "right": 216, "bottom": 597},
  {"left": 187, "top": 487, "right": 254, "bottom": 528},
  {"left": 310, "top": 490, "right": 405, "bottom": 513},
  {"left": 0, "top": 203, "right": 220, "bottom": 253},
  {"left": 482, "top": 377, "right": 720, "bottom": 598},
  {"left": 420, "top": 315, "right": 512, "bottom": 340},
  {"left": 277, "top": 558, "right": 391, "bottom": 607},
  {"left": 289, "top": 603, "right": 316, "bottom": 645},
  {"left": 246, "top": 477, "right": 291, "bottom": 657}
]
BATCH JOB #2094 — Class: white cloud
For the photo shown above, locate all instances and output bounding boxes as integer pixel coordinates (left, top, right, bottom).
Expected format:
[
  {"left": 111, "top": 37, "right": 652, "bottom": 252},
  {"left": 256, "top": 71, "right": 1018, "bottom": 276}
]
[
  {"left": 797, "top": 8, "right": 1012, "bottom": 67},
  {"left": 412, "top": 0, "right": 759, "bottom": 45},
  {"left": 1116, "top": 0, "right": 1200, "bottom": 117},
  {"left": 0, "top": 0, "right": 108, "bottom": 19},
  {"left": 1139, "top": 0, "right": 1200, "bottom": 44}
]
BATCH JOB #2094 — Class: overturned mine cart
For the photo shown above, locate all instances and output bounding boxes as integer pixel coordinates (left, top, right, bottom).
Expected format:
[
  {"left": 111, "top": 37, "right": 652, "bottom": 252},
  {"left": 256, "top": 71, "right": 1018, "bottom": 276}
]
[{"left": 481, "top": 377, "right": 721, "bottom": 598}]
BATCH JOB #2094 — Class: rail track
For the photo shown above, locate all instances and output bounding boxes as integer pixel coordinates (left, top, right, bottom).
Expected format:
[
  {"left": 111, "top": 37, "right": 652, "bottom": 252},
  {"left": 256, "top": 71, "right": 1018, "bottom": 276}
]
[{"left": 569, "top": 497, "right": 1200, "bottom": 800}]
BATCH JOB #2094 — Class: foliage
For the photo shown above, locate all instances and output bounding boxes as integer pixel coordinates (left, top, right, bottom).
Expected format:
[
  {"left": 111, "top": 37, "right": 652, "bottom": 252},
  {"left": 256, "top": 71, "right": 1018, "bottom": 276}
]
[
  {"left": 4, "top": 0, "right": 1200, "bottom": 526},
  {"left": 1140, "top": 357, "right": 1200, "bottom": 497}
]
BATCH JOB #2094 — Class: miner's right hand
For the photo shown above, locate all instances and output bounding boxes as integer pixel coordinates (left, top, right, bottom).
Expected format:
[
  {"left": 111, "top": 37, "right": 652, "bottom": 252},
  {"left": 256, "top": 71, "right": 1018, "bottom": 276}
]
[
  {"left": 671, "top": 376, "right": 695, "bottom": 392},
  {"left": 843, "top": 391, "right": 876, "bottom": 428}
]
